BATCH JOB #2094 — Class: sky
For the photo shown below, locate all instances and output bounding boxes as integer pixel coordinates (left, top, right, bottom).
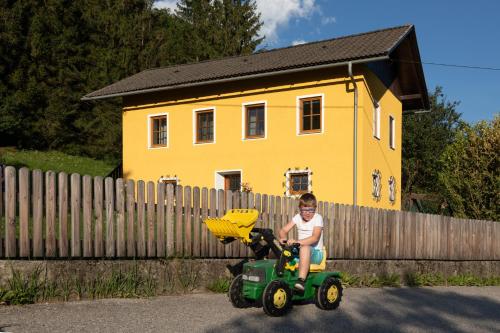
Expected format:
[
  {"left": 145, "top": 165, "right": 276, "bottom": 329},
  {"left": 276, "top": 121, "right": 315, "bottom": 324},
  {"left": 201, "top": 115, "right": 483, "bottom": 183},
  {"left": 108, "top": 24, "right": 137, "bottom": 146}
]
[{"left": 154, "top": 0, "right": 500, "bottom": 122}]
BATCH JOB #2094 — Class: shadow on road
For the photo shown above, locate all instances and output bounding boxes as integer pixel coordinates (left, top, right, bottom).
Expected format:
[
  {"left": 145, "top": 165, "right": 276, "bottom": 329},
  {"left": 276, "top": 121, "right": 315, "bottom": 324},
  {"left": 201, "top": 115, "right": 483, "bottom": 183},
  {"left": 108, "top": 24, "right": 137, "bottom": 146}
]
[{"left": 205, "top": 288, "right": 500, "bottom": 333}]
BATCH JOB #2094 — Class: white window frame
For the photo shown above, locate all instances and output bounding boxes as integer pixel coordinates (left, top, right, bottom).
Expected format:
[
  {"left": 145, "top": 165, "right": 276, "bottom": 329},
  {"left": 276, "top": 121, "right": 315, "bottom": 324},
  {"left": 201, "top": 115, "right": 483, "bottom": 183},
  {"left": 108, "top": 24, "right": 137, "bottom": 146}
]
[
  {"left": 285, "top": 169, "right": 312, "bottom": 197},
  {"left": 242, "top": 101, "right": 267, "bottom": 141},
  {"left": 215, "top": 169, "right": 243, "bottom": 191},
  {"left": 158, "top": 176, "right": 178, "bottom": 185},
  {"left": 373, "top": 103, "right": 381, "bottom": 139},
  {"left": 296, "top": 93, "right": 325, "bottom": 136},
  {"left": 193, "top": 107, "right": 216, "bottom": 145},
  {"left": 389, "top": 115, "right": 396, "bottom": 149},
  {"left": 147, "top": 112, "right": 169, "bottom": 149}
]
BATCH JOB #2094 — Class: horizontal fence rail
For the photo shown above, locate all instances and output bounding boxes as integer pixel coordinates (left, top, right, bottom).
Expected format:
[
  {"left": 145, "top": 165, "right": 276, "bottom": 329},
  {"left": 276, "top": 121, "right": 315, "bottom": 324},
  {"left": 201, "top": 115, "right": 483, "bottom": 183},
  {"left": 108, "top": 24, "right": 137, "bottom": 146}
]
[{"left": 1, "top": 165, "right": 499, "bottom": 260}]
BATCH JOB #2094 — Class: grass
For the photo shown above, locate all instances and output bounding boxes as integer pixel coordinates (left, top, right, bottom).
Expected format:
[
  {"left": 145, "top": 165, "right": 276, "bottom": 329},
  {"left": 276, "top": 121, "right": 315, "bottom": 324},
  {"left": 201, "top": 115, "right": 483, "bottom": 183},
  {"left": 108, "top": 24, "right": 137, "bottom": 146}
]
[
  {"left": 0, "top": 263, "right": 202, "bottom": 305},
  {"left": 0, "top": 147, "right": 116, "bottom": 177},
  {"left": 206, "top": 277, "right": 231, "bottom": 293}
]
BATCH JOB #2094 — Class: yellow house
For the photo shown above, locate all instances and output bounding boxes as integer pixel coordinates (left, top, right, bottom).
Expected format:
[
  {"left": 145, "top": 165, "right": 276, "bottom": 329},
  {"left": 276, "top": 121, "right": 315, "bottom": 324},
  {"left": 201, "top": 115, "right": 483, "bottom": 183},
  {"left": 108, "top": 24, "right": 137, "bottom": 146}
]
[{"left": 83, "top": 25, "right": 429, "bottom": 210}]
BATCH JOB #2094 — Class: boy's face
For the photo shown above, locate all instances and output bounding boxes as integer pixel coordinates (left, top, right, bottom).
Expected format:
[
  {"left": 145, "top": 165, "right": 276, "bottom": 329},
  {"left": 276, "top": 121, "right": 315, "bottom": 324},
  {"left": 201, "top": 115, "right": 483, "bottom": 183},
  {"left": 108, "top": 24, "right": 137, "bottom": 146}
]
[{"left": 299, "top": 206, "right": 316, "bottom": 222}]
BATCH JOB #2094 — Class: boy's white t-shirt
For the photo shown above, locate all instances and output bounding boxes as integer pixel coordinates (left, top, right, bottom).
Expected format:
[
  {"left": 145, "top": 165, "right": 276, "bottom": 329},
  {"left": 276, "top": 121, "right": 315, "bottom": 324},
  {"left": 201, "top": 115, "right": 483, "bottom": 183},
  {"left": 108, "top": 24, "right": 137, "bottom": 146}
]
[{"left": 292, "top": 213, "right": 324, "bottom": 250}]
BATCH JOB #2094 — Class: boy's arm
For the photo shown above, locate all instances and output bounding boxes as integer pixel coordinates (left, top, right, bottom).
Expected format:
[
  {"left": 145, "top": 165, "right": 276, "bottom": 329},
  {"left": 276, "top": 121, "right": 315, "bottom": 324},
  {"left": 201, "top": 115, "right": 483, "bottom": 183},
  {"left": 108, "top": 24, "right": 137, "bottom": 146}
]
[
  {"left": 278, "top": 221, "right": 295, "bottom": 243},
  {"left": 297, "top": 226, "right": 322, "bottom": 246}
]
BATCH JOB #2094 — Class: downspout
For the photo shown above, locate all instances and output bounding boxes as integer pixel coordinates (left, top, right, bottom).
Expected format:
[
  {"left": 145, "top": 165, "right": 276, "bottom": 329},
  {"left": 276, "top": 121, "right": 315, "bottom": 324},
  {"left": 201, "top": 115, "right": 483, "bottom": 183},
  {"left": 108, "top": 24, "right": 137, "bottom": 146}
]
[{"left": 348, "top": 62, "right": 358, "bottom": 206}]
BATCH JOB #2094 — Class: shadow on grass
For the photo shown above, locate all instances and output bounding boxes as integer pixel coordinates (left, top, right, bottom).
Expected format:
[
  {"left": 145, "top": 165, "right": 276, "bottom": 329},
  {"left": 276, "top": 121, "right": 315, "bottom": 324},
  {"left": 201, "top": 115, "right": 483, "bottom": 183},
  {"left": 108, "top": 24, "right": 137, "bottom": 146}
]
[{"left": 205, "top": 288, "right": 500, "bottom": 333}]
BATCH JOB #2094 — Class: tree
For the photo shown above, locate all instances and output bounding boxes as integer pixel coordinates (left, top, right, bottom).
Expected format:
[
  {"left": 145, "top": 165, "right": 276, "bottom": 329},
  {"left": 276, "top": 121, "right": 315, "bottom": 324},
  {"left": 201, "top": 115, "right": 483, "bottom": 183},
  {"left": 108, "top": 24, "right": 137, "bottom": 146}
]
[
  {"left": 437, "top": 116, "right": 499, "bottom": 220},
  {"left": 401, "top": 87, "right": 462, "bottom": 212}
]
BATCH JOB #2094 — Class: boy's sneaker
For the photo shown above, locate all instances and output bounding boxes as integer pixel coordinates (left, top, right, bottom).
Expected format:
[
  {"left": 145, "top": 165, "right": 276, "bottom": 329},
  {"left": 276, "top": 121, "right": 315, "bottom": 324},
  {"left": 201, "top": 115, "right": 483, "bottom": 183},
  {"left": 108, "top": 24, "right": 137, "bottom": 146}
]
[{"left": 294, "top": 278, "right": 305, "bottom": 292}]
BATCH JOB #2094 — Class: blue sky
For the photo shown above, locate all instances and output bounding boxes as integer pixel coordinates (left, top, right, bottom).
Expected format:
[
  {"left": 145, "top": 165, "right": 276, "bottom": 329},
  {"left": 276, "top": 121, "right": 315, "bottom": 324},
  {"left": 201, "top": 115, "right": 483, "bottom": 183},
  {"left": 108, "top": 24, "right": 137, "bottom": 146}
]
[{"left": 155, "top": 0, "right": 500, "bottom": 122}]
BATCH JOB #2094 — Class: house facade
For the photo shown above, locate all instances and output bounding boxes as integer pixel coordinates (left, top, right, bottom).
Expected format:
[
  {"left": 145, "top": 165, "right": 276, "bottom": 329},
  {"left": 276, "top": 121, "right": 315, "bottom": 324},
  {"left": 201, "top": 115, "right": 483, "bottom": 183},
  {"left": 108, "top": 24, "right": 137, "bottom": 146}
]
[{"left": 84, "top": 25, "right": 429, "bottom": 210}]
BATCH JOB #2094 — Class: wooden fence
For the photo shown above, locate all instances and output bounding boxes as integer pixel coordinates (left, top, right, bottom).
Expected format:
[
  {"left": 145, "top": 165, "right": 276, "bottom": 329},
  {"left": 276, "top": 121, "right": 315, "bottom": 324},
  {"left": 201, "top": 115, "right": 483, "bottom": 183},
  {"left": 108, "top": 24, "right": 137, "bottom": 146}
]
[{"left": 1, "top": 166, "right": 499, "bottom": 260}]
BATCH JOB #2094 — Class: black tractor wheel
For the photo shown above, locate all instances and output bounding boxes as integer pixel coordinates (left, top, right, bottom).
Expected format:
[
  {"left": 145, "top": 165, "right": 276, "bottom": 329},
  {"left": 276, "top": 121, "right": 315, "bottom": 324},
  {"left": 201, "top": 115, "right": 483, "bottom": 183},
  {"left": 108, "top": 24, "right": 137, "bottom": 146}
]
[
  {"left": 228, "top": 274, "right": 253, "bottom": 308},
  {"left": 262, "top": 280, "right": 293, "bottom": 317},
  {"left": 314, "top": 277, "right": 343, "bottom": 310}
]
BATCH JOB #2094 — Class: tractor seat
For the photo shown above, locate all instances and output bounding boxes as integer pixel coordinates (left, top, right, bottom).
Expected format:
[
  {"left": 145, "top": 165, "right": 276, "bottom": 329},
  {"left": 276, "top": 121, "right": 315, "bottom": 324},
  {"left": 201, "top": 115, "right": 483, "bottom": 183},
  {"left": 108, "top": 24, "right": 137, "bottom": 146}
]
[{"left": 309, "top": 247, "right": 327, "bottom": 272}]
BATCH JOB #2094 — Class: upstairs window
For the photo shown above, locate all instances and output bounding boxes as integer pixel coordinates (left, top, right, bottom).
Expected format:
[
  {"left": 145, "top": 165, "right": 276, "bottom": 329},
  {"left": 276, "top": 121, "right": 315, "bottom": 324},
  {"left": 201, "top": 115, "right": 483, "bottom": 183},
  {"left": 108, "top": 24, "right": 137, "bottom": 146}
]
[
  {"left": 195, "top": 109, "right": 214, "bottom": 143},
  {"left": 373, "top": 104, "right": 381, "bottom": 139},
  {"left": 245, "top": 103, "right": 265, "bottom": 139},
  {"left": 299, "top": 96, "right": 322, "bottom": 134},
  {"left": 389, "top": 115, "right": 395, "bottom": 149},
  {"left": 150, "top": 115, "right": 167, "bottom": 147}
]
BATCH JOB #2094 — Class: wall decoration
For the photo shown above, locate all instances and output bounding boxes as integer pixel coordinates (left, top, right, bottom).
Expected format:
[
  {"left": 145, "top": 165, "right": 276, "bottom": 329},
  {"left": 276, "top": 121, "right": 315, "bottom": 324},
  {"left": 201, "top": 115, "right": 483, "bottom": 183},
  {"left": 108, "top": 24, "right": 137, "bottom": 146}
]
[
  {"left": 388, "top": 176, "right": 396, "bottom": 204},
  {"left": 372, "top": 169, "right": 382, "bottom": 201}
]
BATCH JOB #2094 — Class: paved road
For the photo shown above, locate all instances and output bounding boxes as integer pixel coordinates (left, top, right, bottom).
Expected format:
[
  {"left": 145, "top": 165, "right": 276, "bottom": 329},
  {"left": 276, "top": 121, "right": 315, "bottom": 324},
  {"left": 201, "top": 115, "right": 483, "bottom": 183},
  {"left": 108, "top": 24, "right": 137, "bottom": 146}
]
[{"left": 1, "top": 287, "right": 499, "bottom": 333}]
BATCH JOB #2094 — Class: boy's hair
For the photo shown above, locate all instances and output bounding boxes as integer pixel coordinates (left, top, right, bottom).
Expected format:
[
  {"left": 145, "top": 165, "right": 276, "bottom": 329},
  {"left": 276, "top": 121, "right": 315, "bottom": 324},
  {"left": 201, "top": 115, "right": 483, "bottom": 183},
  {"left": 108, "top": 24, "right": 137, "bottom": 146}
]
[{"left": 299, "top": 193, "right": 317, "bottom": 208}]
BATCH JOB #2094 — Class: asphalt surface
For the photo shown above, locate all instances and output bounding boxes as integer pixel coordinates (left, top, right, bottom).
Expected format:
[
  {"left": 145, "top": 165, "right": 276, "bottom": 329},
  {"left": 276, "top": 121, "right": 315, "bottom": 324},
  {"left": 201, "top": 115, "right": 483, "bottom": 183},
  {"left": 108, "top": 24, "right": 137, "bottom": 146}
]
[{"left": 1, "top": 286, "right": 499, "bottom": 333}]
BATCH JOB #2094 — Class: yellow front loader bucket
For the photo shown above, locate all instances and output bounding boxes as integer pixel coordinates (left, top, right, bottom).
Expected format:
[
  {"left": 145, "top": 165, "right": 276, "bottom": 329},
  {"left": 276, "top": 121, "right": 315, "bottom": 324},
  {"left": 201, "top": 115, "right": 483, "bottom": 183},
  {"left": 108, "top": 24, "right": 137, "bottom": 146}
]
[{"left": 204, "top": 209, "right": 259, "bottom": 244}]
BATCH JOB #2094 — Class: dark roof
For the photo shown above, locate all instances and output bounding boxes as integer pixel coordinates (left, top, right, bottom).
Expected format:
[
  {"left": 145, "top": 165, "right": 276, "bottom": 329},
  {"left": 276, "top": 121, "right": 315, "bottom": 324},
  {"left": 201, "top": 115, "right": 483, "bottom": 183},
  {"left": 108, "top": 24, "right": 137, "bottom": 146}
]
[{"left": 83, "top": 25, "right": 415, "bottom": 97}]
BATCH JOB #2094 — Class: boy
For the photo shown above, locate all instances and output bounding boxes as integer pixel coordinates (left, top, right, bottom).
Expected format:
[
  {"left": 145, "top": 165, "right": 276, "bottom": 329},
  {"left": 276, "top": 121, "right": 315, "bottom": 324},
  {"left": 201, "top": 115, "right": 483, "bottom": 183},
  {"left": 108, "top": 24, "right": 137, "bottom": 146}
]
[{"left": 278, "top": 193, "right": 323, "bottom": 291}]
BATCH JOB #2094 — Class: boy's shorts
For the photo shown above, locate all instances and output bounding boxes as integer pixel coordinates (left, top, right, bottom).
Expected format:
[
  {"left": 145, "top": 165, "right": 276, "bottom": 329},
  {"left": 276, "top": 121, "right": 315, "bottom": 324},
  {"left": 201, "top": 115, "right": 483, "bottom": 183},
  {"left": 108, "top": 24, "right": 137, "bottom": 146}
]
[{"left": 295, "top": 248, "right": 323, "bottom": 265}]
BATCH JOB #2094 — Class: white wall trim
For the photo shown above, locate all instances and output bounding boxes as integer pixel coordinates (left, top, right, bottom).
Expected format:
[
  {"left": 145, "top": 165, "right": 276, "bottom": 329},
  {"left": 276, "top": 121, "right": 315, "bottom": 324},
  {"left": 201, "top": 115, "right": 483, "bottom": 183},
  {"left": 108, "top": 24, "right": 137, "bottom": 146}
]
[
  {"left": 214, "top": 169, "right": 243, "bottom": 191},
  {"left": 147, "top": 112, "right": 169, "bottom": 149},
  {"left": 296, "top": 93, "right": 325, "bottom": 136},
  {"left": 389, "top": 115, "right": 396, "bottom": 149},
  {"left": 241, "top": 100, "right": 268, "bottom": 141},
  {"left": 373, "top": 103, "right": 381, "bottom": 140},
  {"left": 192, "top": 107, "right": 216, "bottom": 146}
]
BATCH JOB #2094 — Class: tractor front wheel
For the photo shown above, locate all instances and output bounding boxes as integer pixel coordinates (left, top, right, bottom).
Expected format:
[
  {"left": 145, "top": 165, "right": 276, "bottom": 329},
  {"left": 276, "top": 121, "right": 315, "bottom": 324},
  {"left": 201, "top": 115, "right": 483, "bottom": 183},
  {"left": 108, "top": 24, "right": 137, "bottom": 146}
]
[
  {"left": 314, "top": 277, "right": 343, "bottom": 310},
  {"left": 262, "top": 280, "right": 293, "bottom": 316},
  {"left": 228, "top": 274, "right": 253, "bottom": 308}
]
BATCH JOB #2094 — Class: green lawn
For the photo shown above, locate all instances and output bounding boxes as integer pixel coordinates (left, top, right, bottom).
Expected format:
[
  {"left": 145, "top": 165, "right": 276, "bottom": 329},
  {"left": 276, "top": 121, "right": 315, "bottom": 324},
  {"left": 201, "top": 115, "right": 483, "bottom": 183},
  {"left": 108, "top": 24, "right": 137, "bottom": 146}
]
[{"left": 0, "top": 148, "right": 117, "bottom": 177}]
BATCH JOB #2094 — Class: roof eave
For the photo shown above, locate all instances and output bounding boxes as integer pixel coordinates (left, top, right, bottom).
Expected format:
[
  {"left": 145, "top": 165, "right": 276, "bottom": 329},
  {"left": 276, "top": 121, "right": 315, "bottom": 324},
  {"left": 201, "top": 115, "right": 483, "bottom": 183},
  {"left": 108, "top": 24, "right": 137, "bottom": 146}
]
[{"left": 81, "top": 55, "right": 390, "bottom": 101}]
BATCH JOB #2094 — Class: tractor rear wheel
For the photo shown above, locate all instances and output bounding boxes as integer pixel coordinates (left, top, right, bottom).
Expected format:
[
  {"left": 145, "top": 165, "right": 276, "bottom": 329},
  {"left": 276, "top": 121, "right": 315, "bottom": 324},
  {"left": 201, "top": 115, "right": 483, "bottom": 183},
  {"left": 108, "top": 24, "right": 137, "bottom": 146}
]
[
  {"left": 228, "top": 274, "right": 253, "bottom": 308},
  {"left": 314, "top": 276, "right": 343, "bottom": 310},
  {"left": 262, "top": 280, "right": 293, "bottom": 317}
]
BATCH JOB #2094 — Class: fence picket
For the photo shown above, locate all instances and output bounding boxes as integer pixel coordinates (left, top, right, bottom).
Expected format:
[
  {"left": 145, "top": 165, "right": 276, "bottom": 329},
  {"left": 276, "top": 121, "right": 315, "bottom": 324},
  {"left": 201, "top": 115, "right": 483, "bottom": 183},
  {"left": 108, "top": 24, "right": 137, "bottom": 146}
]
[
  {"left": 19, "top": 168, "right": 30, "bottom": 257},
  {"left": 192, "top": 186, "right": 200, "bottom": 258},
  {"left": 94, "top": 177, "right": 104, "bottom": 257},
  {"left": 209, "top": 188, "right": 217, "bottom": 258},
  {"left": 184, "top": 186, "right": 192, "bottom": 257},
  {"left": 33, "top": 170, "right": 44, "bottom": 257},
  {"left": 5, "top": 167, "right": 16, "bottom": 258},
  {"left": 147, "top": 181, "right": 156, "bottom": 257},
  {"left": 105, "top": 177, "right": 115, "bottom": 257},
  {"left": 175, "top": 185, "right": 183, "bottom": 257},
  {"left": 58, "top": 172, "right": 69, "bottom": 258},
  {"left": 157, "top": 183, "right": 166, "bottom": 258},
  {"left": 216, "top": 189, "right": 225, "bottom": 257},
  {"left": 166, "top": 184, "right": 175, "bottom": 257},
  {"left": 82, "top": 175, "right": 92, "bottom": 257},
  {"left": 126, "top": 180, "right": 135, "bottom": 257},
  {"left": 116, "top": 179, "right": 126, "bottom": 257},
  {"left": 137, "top": 181, "right": 146, "bottom": 257},
  {"left": 71, "top": 173, "right": 81, "bottom": 257},
  {"left": 201, "top": 187, "right": 208, "bottom": 257}
]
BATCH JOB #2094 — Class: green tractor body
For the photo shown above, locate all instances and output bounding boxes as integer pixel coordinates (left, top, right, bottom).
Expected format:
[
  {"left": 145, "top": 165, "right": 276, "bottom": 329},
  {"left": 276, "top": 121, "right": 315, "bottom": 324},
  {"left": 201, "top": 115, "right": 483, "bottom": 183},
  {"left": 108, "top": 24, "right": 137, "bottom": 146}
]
[{"left": 241, "top": 259, "right": 341, "bottom": 302}]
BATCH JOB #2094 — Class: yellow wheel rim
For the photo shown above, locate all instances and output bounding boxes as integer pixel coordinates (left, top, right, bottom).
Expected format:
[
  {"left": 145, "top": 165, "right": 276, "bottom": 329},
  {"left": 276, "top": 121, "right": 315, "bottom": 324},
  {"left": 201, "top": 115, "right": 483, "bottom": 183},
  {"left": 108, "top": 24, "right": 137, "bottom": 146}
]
[
  {"left": 326, "top": 285, "right": 338, "bottom": 303},
  {"left": 273, "top": 288, "right": 287, "bottom": 308}
]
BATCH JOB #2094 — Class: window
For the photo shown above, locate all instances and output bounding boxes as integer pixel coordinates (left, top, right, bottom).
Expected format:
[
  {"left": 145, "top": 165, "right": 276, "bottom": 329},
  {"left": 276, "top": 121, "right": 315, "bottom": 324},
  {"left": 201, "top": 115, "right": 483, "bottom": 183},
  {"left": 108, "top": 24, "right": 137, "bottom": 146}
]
[
  {"left": 299, "top": 96, "right": 322, "bottom": 134},
  {"left": 244, "top": 103, "right": 265, "bottom": 139},
  {"left": 159, "top": 176, "right": 178, "bottom": 194},
  {"left": 389, "top": 115, "right": 395, "bottom": 149},
  {"left": 285, "top": 169, "right": 311, "bottom": 196},
  {"left": 195, "top": 110, "right": 214, "bottom": 143},
  {"left": 150, "top": 115, "right": 167, "bottom": 147},
  {"left": 290, "top": 173, "right": 309, "bottom": 195},
  {"left": 224, "top": 173, "right": 241, "bottom": 191},
  {"left": 373, "top": 104, "right": 380, "bottom": 139}
]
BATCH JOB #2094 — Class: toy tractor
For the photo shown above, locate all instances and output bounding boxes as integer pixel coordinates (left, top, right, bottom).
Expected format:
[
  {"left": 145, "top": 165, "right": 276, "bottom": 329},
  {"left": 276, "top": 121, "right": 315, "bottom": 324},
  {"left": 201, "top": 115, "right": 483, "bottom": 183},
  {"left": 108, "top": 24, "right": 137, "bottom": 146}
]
[{"left": 204, "top": 209, "right": 343, "bottom": 317}]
